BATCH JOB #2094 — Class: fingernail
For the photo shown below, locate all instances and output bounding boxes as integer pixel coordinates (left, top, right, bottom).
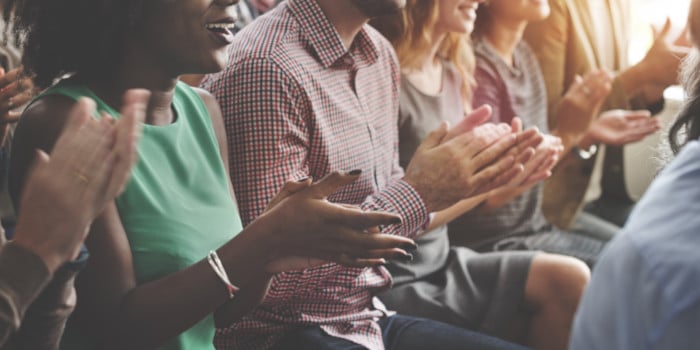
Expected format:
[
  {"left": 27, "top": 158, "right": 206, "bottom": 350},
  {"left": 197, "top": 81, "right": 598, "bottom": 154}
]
[
  {"left": 390, "top": 217, "right": 402, "bottom": 225},
  {"left": 297, "top": 177, "right": 310, "bottom": 182},
  {"left": 402, "top": 243, "right": 418, "bottom": 252},
  {"left": 394, "top": 253, "right": 414, "bottom": 262},
  {"left": 348, "top": 169, "right": 362, "bottom": 176}
]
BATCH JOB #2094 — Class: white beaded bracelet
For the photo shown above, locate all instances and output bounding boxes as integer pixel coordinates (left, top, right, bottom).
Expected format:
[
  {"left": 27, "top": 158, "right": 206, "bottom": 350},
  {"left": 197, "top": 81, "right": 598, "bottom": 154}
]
[{"left": 207, "top": 250, "right": 240, "bottom": 299}]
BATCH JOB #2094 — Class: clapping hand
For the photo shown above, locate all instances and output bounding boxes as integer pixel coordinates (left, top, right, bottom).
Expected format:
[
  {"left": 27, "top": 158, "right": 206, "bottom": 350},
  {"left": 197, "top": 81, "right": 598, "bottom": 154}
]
[
  {"left": 261, "top": 171, "right": 417, "bottom": 273},
  {"left": 584, "top": 109, "right": 661, "bottom": 146},
  {"left": 13, "top": 90, "right": 148, "bottom": 272},
  {"left": 0, "top": 67, "right": 36, "bottom": 146}
]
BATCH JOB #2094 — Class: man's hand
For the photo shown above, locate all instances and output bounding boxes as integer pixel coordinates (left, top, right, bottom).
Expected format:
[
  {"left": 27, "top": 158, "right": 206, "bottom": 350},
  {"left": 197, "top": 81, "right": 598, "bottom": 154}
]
[{"left": 403, "top": 115, "right": 518, "bottom": 212}]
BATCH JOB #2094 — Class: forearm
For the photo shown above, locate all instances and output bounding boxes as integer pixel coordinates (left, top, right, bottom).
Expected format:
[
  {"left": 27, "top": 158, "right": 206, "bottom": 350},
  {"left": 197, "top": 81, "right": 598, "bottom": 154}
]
[
  {"left": 426, "top": 195, "right": 488, "bottom": 231},
  {"left": 8, "top": 268, "right": 78, "bottom": 350},
  {"left": 618, "top": 65, "right": 647, "bottom": 102},
  {"left": 91, "top": 228, "right": 273, "bottom": 349},
  {"left": 482, "top": 186, "right": 531, "bottom": 212}
]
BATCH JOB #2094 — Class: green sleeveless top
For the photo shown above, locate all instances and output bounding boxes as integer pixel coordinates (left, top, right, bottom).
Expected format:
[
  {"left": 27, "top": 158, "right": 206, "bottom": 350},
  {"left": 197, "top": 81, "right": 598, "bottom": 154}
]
[{"left": 48, "top": 81, "right": 244, "bottom": 350}]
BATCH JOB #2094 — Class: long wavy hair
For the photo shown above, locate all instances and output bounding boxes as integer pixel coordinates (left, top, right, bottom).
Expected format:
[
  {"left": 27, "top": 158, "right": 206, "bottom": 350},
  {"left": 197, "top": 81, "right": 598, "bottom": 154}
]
[
  {"left": 669, "top": 1, "right": 700, "bottom": 153},
  {"left": 371, "top": 0, "right": 475, "bottom": 105}
]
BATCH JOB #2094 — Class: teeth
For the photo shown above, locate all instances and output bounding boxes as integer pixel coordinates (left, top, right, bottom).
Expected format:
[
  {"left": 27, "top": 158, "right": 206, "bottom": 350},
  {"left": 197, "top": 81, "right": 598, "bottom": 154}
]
[{"left": 206, "top": 23, "right": 235, "bottom": 30}]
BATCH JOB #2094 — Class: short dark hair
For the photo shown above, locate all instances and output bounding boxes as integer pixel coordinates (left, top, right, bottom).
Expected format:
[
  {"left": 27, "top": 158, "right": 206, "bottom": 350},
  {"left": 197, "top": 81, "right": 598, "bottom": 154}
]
[{"left": 14, "top": 0, "right": 147, "bottom": 88}]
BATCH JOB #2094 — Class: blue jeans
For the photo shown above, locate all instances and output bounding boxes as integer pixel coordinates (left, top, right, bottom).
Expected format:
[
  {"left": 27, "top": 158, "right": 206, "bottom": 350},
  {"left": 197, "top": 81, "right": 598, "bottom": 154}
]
[{"left": 272, "top": 315, "right": 529, "bottom": 350}]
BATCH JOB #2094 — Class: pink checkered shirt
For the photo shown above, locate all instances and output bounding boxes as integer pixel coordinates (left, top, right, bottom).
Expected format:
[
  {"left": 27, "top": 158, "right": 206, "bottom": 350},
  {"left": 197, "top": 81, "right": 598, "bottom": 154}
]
[{"left": 202, "top": 0, "right": 429, "bottom": 348}]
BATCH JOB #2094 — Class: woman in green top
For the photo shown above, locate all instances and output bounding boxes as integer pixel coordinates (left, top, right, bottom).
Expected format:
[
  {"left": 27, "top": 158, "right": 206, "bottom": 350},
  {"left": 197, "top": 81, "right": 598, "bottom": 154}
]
[{"left": 7, "top": 0, "right": 417, "bottom": 349}]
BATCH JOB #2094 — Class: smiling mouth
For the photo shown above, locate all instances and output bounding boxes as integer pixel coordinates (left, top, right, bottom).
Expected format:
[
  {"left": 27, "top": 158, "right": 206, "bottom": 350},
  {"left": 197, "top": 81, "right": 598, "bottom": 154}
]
[{"left": 205, "top": 22, "right": 236, "bottom": 33}]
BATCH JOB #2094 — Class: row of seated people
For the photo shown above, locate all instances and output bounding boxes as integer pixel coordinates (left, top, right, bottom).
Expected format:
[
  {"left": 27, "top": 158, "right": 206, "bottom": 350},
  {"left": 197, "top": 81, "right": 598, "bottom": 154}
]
[{"left": 0, "top": 0, "right": 696, "bottom": 349}]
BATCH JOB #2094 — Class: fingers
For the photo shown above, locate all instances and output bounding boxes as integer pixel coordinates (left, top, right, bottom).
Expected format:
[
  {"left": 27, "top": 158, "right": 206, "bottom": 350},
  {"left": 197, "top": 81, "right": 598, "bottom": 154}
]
[
  {"left": 327, "top": 205, "right": 402, "bottom": 230},
  {"left": 652, "top": 17, "right": 672, "bottom": 40},
  {"left": 325, "top": 228, "right": 416, "bottom": 252},
  {"left": 620, "top": 109, "right": 652, "bottom": 120},
  {"left": 416, "top": 121, "right": 449, "bottom": 152},
  {"left": 446, "top": 105, "right": 493, "bottom": 139},
  {"left": 510, "top": 117, "right": 523, "bottom": 133},
  {"left": 265, "top": 256, "right": 330, "bottom": 273},
  {"left": 514, "top": 127, "right": 543, "bottom": 152},
  {"left": 307, "top": 170, "right": 362, "bottom": 199},
  {"left": 674, "top": 25, "right": 691, "bottom": 47},
  {"left": 48, "top": 98, "right": 96, "bottom": 165},
  {"left": 460, "top": 123, "right": 512, "bottom": 158},
  {"left": 470, "top": 132, "right": 517, "bottom": 171},
  {"left": 0, "top": 67, "right": 23, "bottom": 89},
  {"left": 481, "top": 163, "right": 523, "bottom": 194},
  {"left": 0, "top": 80, "right": 32, "bottom": 109},
  {"left": 622, "top": 123, "right": 661, "bottom": 143},
  {"left": 469, "top": 150, "right": 516, "bottom": 195},
  {"left": 267, "top": 178, "right": 312, "bottom": 210}
]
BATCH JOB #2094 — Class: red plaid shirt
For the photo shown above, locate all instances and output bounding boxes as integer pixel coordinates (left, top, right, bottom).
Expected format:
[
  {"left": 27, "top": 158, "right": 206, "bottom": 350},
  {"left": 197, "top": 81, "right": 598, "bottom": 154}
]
[{"left": 202, "top": 0, "right": 429, "bottom": 348}]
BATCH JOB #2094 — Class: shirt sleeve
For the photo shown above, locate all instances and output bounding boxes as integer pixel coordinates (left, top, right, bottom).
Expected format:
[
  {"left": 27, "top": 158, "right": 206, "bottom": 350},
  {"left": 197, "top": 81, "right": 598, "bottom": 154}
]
[
  {"left": 569, "top": 235, "right": 660, "bottom": 350},
  {"left": 0, "top": 242, "right": 51, "bottom": 347},
  {"left": 204, "top": 57, "right": 428, "bottom": 237}
]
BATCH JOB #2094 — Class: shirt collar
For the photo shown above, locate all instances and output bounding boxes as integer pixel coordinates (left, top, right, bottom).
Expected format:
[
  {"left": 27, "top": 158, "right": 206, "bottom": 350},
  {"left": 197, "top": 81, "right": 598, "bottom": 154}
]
[{"left": 288, "top": 0, "right": 379, "bottom": 68}]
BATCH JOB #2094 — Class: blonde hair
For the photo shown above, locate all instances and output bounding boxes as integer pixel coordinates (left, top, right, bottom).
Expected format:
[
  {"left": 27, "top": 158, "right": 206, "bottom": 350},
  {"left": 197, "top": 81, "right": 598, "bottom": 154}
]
[{"left": 372, "top": 0, "right": 475, "bottom": 105}]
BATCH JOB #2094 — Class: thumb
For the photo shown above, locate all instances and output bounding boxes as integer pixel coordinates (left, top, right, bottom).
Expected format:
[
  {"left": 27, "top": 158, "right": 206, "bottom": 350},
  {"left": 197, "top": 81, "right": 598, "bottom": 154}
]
[
  {"left": 653, "top": 17, "right": 672, "bottom": 40},
  {"left": 309, "top": 170, "right": 361, "bottom": 199},
  {"left": 450, "top": 104, "right": 492, "bottom": 137},
  {"left": 29, "top": 149, "right": 51, "bottom": 175},
  {"left": 417, "top": 121, "right": 449, "bottom": 153},
  {"left": 266, "top": 178, "right": 312, "bottom": 209}
]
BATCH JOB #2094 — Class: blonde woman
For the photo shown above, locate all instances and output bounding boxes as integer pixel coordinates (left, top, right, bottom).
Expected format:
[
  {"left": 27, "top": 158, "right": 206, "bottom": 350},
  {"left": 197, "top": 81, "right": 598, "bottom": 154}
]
[{"left": 372, "top": 1, "right": 590, "bottom": 349}]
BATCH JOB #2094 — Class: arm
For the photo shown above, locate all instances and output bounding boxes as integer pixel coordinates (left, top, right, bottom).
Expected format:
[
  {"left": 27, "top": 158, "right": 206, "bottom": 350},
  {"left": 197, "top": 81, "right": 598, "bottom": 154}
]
[
  {"left": 523, "top": 0, "right": 571, "bottom": 124},
  {"left": 3, "top": 94, "right": 144, "bottom": 349},
  {"left": 8, "top": 96, "right": 280, "bottom": 349},
  {"left": 0, "top": 243, "right": 52, "bottom": 348},
  {"left": 8, "top": 90, "right": 413, "bottom": 349},
  {"left": 207, "top": 58, "right": 429, "bottom": 239}
]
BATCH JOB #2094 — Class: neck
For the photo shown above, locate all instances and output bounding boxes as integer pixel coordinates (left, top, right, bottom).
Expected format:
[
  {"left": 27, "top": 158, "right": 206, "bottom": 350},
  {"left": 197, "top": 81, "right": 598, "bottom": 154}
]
[
  {"left": 482, "top": 17, "right": 527, "bottom": 66},
  {"left": 86, "top": 45, "right": 179, "bottom": 126},
  {"left": 315, "top": 0, "right": 369, "bottom": 49},
  {"left": 416, "top": 31, "right": 447, "bottom": 72}
]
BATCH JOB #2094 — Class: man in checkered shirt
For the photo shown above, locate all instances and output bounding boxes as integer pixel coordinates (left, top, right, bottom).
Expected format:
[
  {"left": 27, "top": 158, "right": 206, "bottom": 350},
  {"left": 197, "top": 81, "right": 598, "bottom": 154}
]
[{"left": 202, "top": 0, "right": 585, "bottom": 349}]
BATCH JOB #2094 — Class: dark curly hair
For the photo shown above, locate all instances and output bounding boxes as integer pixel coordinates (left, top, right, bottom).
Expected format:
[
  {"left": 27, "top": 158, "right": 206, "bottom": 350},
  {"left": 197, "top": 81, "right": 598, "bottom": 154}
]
[{"left": 12, "top": 0, "right": 148, "bottom": 88}]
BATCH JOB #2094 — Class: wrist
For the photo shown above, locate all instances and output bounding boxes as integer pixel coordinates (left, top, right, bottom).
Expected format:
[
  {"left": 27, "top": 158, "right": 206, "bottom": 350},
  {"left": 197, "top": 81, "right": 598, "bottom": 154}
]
[
  {"left": 218, "top": 222, "right": 275, "bottom": 288},
  {"left": 11, "top": 234, "right": 66, "bottom": 274},
  {"left": 619, "top": 64, "right": 647, "bottom": 98},
  {"left": 571, "top": 137, "right": 598, "bottom": 160},
  {"left": 577, "top": 133, "right": 596, "bottom": 150}
]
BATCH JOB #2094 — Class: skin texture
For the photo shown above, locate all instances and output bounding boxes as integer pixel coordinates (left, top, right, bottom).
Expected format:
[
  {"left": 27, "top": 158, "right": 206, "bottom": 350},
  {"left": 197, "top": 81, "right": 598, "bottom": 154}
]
[
  {"left": 12, "top": 92, "right": 146, "bottom": 273},
  {"left": 10, "top": 0, "right": 418, "bottom": 348},
  {"left": 400, "top": 1, "right": 590, "bottom": 349}
]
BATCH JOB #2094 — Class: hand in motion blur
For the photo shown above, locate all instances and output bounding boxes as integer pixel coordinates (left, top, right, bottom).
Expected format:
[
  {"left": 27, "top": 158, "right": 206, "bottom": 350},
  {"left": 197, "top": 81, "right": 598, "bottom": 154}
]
[
  {"left": 260, "top": 171, "right": 416, "bottom": 273},
  {"left": 0, "top": 67, "right": 36, "bottom": 147},
  {"left": 557, "top": 69, "right": 613, "bottom": 142},
  {"left": 583, "top": 109, "right": 661, "bottom": 147},
  {"left": 12, "top": 90, "right": 149, "bottom": 272}
]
